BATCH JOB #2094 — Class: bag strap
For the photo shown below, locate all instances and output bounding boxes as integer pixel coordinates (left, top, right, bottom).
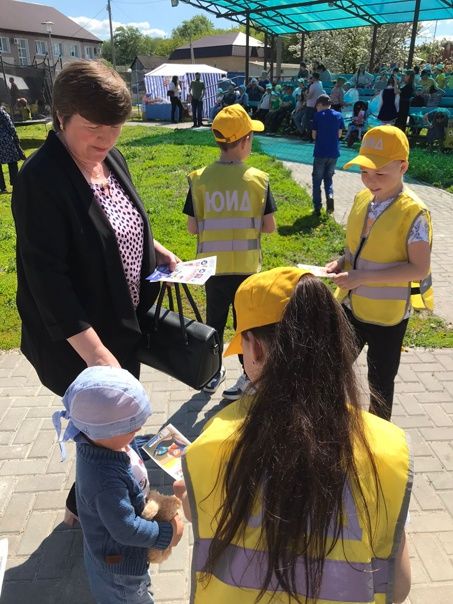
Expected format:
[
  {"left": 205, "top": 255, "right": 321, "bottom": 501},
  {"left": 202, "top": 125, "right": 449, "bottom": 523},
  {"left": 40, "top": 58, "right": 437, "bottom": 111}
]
[
  {"left": 152, "top": 282, "right": 205, "bottom": 343},
  {"left": 174, "top": 284, "right": 188, "bottom": 345},
  {"left": 181, "top": 283, "right": 203, "bottom": 323}
]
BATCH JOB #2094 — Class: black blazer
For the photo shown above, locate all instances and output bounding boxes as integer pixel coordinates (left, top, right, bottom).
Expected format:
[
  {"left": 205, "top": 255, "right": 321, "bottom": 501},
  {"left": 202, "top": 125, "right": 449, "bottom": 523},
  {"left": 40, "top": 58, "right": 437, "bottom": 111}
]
[{"left": 12, "top": 131, "right": 160, "bottom": 395}]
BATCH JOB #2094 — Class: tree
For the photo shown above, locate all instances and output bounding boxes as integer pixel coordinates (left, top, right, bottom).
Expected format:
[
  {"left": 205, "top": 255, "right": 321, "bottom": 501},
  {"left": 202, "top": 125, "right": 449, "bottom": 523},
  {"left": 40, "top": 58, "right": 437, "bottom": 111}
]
[
  {"left": 286, "top": 23, "right": 414, "bottom": 72},
  {"left": 416, "top": 39, "right": 449, "bottom": 64},
  {"left": 172, "top": 15, "right": 214, "bottom": 42}
]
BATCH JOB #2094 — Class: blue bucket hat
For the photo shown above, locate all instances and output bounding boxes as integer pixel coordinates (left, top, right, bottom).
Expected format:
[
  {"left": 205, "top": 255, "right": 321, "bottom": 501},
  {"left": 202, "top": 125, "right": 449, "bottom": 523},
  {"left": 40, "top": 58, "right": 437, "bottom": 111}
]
[{"left": 52, "top": 366, "right": 152, "bottom": 460}]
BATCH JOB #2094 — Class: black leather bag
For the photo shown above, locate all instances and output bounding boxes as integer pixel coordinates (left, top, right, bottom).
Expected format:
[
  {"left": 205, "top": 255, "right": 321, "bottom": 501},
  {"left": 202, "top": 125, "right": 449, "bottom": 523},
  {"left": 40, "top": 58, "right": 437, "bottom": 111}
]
[{"left": 137, "top": 283, "right": 221, "bottom": 390}]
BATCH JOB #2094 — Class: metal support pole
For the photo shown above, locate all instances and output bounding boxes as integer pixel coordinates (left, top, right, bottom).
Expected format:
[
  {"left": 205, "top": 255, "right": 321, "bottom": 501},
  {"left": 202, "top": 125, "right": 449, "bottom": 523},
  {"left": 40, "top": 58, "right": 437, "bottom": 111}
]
[
  {"left": 264, "top": 33, "right": 268, "bottom": 70},
  {"left": 407, "top": 0, "right": 421, "bottom": 68},
  {"left": 300, "top": 31, "right": 305, "bottom": 61},
  {"left": 0, "top": 56, "right": 7, "bottom": 90},
  {"left": 369, "top": 24, "right": 378, "bottom": 72},
  {"left": 107, "top": 0, "right": 116, "bottom": 68},
  {"left": 275, "top": 36, "right": 282, "bottom": 81},
  {"left": 270, "top": 36, "right": 274, "bottom": 81},
  {"left": 245, "top": 11, "right": 250, "bottom": 83}
]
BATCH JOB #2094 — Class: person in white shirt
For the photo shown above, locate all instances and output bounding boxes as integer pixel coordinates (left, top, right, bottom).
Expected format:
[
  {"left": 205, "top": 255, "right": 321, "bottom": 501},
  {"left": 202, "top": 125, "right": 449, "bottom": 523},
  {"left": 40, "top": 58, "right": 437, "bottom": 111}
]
[{"left": 301, "top": 73, "right": 324, "bottom": 136}]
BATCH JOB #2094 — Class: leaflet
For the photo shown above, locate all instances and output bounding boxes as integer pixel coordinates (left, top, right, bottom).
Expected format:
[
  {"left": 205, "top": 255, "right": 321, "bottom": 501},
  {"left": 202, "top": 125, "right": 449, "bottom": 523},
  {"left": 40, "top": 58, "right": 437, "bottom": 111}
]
[
  {"left": 141, "top": 424, "right": 191, "bottom": 481},
  {"left": 146, "top": 256, "right": 217, "bottom": 286},
  {"left": 297, "top": 263, "right": 330, "bottom": 278}
]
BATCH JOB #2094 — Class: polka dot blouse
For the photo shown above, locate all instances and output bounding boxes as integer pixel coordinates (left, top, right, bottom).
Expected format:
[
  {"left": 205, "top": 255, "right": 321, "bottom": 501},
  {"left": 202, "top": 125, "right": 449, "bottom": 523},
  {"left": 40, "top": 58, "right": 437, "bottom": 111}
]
[{"left": 91, "top": 173, "right": 144, "bottom": 308}]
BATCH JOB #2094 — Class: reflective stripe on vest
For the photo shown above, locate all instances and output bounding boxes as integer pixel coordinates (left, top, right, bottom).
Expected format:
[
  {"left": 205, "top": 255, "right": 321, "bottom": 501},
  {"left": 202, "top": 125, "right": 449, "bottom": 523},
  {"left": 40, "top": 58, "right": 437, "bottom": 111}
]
[
  {"left": 183, "top": 399, "right": 412, "bottom": 604},
  {"left": 335, "top": 187, "right": 433, "bottom": 326},
  {"left": 189, "top": 164, "right": 268, "bottom": 275}
]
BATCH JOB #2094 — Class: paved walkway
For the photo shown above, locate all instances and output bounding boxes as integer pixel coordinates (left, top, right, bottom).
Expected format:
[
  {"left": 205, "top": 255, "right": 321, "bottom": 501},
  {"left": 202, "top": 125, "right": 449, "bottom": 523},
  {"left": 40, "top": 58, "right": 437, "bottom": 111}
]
[{"left": 1, "top": 126, "right": 453, "bottom": 603}]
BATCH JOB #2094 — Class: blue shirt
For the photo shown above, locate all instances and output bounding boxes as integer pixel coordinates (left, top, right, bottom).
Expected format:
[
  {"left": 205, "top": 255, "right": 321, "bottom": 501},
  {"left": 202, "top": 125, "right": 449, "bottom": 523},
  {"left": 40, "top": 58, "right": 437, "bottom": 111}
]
[{"left": 312, "top": 108, "right": 345, "bottom": 159}]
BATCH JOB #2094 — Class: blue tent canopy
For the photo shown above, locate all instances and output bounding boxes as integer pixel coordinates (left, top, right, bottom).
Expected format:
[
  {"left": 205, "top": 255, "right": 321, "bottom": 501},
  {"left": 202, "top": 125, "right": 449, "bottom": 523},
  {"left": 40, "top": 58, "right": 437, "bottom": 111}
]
[{"left": 179, "top": 0, "right": 453, "bottom": 35}]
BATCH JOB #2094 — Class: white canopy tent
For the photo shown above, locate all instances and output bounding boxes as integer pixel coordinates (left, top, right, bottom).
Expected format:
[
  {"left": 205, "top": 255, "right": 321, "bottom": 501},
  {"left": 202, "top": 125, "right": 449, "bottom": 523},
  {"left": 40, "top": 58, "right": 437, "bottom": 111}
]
[{"left": 144, "top": 63, "right": 226, "bottom": 116}]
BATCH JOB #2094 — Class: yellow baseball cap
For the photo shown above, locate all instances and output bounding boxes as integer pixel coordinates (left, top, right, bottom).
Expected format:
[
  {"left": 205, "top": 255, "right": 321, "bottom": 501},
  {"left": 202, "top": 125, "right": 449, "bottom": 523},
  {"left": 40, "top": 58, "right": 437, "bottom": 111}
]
[
  {"left": 212, "top": 104, "right": 264, "bottom": 143},
  {"left": 225, "top": 267, "right": 312, "bottom": 356},
  {"left": 343, "top": 125, "right": 409, "bottom": 170}
]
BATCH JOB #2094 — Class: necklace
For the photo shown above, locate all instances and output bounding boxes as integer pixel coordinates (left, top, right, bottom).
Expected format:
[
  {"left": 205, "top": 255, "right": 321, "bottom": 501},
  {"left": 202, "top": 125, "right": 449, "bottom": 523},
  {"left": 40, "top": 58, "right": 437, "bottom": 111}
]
[{"left": 57, "top": 132, "right": 110, "bottom": 190}]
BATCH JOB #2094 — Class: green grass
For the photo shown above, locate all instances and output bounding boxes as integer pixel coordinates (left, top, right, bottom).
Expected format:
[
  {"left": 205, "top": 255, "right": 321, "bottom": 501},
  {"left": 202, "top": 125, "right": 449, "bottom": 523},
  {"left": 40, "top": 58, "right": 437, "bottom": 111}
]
[
  {"left": 408, "top": 147, "right": 453, "bottom": 193},
  {"left": 0, "top": 124, "right": 452, "bottom": 349}
]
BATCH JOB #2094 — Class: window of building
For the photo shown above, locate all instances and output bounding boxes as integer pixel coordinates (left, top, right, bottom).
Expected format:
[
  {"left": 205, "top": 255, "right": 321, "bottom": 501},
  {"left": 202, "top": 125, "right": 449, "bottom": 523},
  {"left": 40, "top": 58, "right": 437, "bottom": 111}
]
[
  {"left": 69, "top": 44, "right": 80, "bottom": 58},
  {"left": 0, "top": 37, "right": 11, "bottom": 53},
  {"left": 84, "top": 46, "right": 95, "bottom": 59},
  {"left": 53, "top": 42, "right": 64, "bottom": 57},
  {"left": 35, "top": 40, "right": 48, "bottom": 56},
  {"left": 16, "top": 38, "right": 29, "bottom": 65}
]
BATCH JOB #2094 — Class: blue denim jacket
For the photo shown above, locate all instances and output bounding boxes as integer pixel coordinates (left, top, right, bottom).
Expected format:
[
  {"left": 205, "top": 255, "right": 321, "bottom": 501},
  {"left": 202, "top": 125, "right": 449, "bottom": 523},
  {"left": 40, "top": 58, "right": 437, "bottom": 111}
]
[{"left": 76, "top": 437, "right": 173, "bottom": 576}]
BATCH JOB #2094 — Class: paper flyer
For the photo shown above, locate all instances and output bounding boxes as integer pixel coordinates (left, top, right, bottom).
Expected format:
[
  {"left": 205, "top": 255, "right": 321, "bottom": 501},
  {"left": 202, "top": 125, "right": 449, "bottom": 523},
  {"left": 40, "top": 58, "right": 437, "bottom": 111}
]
[
  {"left": 146, "top": 257, "right": 217, "bottom": 286},
  {"left": 141, "top": 424, "right": 191, "bottom": 481},
  {"left": 297, "top": 263, "right": 331, "bottom": 278},
  {"left": 0, "top": 538, "right": 7, "bottom": 596}
]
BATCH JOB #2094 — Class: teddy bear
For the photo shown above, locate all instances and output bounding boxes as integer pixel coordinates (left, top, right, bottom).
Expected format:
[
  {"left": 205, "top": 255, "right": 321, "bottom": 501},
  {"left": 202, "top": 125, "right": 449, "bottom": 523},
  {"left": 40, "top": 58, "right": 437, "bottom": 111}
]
[{"left": 142, "top": 489, "right": 181, "bottom": 563}]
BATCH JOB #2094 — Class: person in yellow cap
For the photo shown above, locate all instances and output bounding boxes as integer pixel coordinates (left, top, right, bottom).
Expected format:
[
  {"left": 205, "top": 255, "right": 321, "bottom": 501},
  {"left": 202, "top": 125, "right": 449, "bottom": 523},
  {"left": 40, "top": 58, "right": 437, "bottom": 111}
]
[
  {"left": 326, "top": 125, "right": 433, "bottom": 421},
  {"left": 173, "top": 266, "right": 412, "bottom": 604},
  {"left": 183, "top": 104, "right": 276, "bottom": 400}
]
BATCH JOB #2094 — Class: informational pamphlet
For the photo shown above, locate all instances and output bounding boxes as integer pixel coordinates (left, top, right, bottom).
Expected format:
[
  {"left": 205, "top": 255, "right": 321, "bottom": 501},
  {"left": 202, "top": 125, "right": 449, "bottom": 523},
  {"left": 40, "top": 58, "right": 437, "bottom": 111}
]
[
  {"left": 0, "top": 538, "right": 7, "bottom": 596},
  {"left": 146, "top": 257, "right": 217, "bottom": 286},
  {"left": 141, "top": 424, "right": 191, "bottom": 481},
  {"left": 297, "top": 263, "right": 331, "bottom": 278}
]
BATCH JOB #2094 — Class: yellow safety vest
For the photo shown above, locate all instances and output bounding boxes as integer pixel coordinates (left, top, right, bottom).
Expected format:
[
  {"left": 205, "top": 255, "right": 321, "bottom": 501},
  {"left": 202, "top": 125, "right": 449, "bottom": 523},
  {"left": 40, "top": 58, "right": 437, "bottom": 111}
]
[
  {"left": 188, "top": 163, "right": 268, "bottom": 275},
  {"left": 335, "top": 187, "right": 433, "bottom": 326},
  {"left": 182, "top": 399, "right": 412, "bottom": 604}
]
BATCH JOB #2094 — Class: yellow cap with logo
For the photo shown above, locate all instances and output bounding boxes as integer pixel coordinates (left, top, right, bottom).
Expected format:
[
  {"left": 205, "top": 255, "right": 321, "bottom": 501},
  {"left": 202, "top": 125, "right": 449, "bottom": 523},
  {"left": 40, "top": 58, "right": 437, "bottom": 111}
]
[
  {"left": 212, "top": 104, "right": 264, "bottom": 144},
  {"left": 225, "top": 267, "right": 312, "bottom": 356},
  {"left": 343, "top": 125, "right": 410, "bottom": 170}
]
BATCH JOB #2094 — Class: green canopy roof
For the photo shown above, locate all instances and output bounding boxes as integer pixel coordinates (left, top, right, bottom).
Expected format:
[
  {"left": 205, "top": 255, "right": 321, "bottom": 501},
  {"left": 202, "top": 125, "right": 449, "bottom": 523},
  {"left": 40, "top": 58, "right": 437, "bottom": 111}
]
[{"left": 180, "top": 0, "right": 453, "bottom": 35}]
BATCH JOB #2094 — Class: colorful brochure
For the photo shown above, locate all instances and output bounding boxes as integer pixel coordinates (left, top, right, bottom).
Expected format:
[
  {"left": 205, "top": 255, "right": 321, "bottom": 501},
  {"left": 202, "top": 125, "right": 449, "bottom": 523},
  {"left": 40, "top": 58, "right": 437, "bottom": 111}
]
[
  {"left": 297, "top": 263, "right": 331, "bottom": 278},
  {"left": 146, "top": 257, "right": 217, "bottom": 286},
  {"left": 141, "top": 424, "right": 191, "bottom": 481}
]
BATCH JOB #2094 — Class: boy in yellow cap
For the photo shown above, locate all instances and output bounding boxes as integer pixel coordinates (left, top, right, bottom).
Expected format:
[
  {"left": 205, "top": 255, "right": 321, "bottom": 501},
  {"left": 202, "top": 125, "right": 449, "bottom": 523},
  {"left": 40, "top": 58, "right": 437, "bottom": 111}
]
[
  {"left": 183, "top": 104, "right": 276, "bottom": 399},
  {"left": 326, "top": 125, "right": 433, "bottom": 421}
]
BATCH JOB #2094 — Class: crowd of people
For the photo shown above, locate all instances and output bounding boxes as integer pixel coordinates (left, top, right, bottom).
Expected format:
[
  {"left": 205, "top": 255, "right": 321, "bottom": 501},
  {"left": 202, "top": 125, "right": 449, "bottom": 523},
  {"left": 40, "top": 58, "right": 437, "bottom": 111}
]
[{"left": 5, "top": 58, "right": 437, "bottom": 604}]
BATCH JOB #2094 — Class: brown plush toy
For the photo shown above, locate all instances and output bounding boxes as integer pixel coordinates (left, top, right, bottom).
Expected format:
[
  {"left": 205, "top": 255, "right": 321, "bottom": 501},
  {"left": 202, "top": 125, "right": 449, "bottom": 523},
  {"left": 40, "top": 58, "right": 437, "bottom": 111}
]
[{"left": 142, "top": 490, "right": 181, "bottom": 563}]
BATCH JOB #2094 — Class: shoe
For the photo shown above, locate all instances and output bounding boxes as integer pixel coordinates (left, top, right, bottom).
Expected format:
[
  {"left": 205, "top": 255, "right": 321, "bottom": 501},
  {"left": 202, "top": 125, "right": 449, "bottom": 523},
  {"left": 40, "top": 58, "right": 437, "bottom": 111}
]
[
  {"left": 312, "top": 208, "right": 321, "bottom": 217},
  {"left": 203, "top": 366, "right": 226, "bottom": 394},
  {"left": 327, "top": 198, "right": 334, "bottom": 213},
  {"left": 222, "top": 373, "right": 250, "bottom": 401}
]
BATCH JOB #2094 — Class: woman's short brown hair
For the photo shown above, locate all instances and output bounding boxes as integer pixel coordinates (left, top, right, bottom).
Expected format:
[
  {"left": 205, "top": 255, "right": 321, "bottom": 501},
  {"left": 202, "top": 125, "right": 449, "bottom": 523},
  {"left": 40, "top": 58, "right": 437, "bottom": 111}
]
[{"left": 52, "top": 60, "right": 131, "bottom": 131}]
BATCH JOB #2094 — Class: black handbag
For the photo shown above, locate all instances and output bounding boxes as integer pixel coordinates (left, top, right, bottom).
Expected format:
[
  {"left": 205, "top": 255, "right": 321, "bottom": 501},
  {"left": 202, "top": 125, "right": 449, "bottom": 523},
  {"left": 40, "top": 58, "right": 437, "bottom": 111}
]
[{"left": 137, "top": 283, "right": 221, "bottom": 390}]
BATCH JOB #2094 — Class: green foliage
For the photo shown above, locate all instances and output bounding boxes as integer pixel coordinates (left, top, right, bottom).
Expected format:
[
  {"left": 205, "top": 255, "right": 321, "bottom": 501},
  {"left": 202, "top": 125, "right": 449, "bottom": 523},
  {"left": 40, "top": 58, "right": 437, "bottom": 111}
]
[
  {"left": 408, "top": 148, "right": 453, "bottom": 191},
  {"left": 415, "top": 39, "right": 451, "bottom": 65},
  {"left": 171, "top": 15, "right": 214, "bottom": 41},
  {"left": 1, "top": 125, "right": 451, "bottom": 350},
  {"left": 287, "top": 23, "right": 415, "bottom": 72}
]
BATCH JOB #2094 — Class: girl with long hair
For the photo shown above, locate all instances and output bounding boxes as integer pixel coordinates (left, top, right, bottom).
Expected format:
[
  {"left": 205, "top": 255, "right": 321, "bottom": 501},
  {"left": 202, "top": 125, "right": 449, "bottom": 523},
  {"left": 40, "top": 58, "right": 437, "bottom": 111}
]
[
  {"left": 175, "top": 267, "right": 412, "bottom": 604},
  {"left": 395, "top": 71, "right": 415, "bottom": 131}
]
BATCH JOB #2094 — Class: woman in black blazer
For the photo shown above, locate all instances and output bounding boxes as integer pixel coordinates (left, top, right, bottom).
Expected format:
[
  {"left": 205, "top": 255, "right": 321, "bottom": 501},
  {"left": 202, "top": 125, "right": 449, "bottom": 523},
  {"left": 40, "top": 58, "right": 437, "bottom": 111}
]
[{"left": 12, "top": 60, "right": 178, "bottom": 522}]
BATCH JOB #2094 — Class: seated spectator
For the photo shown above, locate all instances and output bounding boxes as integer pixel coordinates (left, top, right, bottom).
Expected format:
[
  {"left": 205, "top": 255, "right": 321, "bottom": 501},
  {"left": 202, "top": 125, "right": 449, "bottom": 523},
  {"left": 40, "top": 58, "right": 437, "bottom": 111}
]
[
  {"left": 345, "top": 100, "right": 369, "bottom": 146},
  {"left": 434, "top": 64, "right": 447, "bottom": 89},
  {"left": 420, "top": 70, "right": 437, "bottom": 92},
  {"left": 350, "top": 64, "right": 374, "bottom": 88},
  {"left": 217, "top": 76, "right": 232, "bottom": 92},
  {"left": 17, "top": 98, "right": 31, "bottom": 121},
  {"left": 255, "top": 83, "right": 273, "bottom": 122},
  {"left": 423, "top": 108, "right": 449, "bottom": 148},
  {"left": 426, "top": 84, "right": 444, "bottom": 108},
  {"left": 270, "top": 84, "right": 282, "bottom": 110},
  {"left": 330, "top": 77, "right": 345, "bottom": 111},
  {"left": 374, "top": 72, "right": 389, "bottom": 94},
  {"left": 222, "top": 83, "right": 238, "bottom": 107},
  {"left": 266, "top": 84, "right": 296, "bottom": 133},
  {"left": 318, "top": 64, "right": 332, "bottom": 83},
  {"left": 236, "top": 85, "right": 249, "bottom": 111},
  {"left": 298, "top": 61, "right": 309, "bottom": 79},
  {"left": 246, "top": 78, "right": 263, "bottom": 115},
  {"left": 209, "top": 89, "right": 225, "bottom": 121},
  {"left": 413, "top": 65, "right": 422, "bottom": 87},
  {"left": 258, "top": 70, "right": 270, "bottom": 91}
]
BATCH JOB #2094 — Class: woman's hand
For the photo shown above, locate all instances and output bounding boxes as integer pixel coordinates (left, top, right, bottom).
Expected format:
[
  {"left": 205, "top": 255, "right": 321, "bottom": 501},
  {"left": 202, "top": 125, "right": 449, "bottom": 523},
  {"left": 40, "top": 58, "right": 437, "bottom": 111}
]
[
  {"left": 169, "top": 513, "right": 184, "bottom": 547},
  {"left": 329, "top": 270, "right": 364, "bottom": 290},
  {"left": 325, "top": 256, "right": 344, "bottom": 274},
  {"left": 67, "top": 328, "right": 121, "bottom": 368},
  {"left": 154, "top": 240, "right": 181, "bottom": 272},
  {"left": 87, "top": 345, "right": 121, "bottom": 368}
]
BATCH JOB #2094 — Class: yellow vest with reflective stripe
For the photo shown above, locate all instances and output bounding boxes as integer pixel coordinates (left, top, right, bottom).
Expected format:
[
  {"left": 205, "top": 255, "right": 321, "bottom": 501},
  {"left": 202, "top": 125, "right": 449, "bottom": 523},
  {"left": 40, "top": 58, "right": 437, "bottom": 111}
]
[
  {"left": 182, "top": 398, "right": 412, "bottom": 604},
  {"left": 189, "top": 163, "right": 268, "bottom": 275},
  {"left": 335, "top": 187, "right": 433, "bottom": 326}
]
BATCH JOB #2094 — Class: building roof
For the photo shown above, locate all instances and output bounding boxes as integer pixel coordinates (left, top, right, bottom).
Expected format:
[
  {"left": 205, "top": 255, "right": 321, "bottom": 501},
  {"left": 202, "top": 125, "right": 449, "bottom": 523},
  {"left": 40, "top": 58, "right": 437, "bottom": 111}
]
[
  {"left": 0, "top": 0, "right": 101, "bottom": 42},
  {"left": 175, "top": 31, "right": 263, "bottom": 51},
  {"left": 131, "top": 55, "right": 166, "bottom": 70}
]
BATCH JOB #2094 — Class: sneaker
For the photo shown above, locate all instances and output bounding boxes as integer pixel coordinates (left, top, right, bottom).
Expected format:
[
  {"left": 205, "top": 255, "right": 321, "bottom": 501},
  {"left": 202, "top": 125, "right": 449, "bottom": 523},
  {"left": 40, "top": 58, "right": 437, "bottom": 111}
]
[
  {"left": 203, "top": 366, "right": 226, "bottom": 393},
  {"left": 222, "top": 372, "right": 250, "bottom": 401},
  {"left": 327, "top": 197, "right": 334, "bottom": 213}
]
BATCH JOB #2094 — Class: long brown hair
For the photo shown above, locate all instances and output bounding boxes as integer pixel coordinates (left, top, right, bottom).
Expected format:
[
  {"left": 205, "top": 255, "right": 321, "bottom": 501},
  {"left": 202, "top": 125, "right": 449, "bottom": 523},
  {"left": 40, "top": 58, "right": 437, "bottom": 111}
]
[{"left": 204, "top": 275, "right": 381, "bottom": 602}]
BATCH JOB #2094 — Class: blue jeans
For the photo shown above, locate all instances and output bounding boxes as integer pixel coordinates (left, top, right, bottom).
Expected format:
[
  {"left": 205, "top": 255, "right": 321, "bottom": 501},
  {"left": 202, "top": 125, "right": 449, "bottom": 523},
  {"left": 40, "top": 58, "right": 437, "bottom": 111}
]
[
  {"left": 292, "top": 108, "right": 305, "bottom": 134},
  {"left": 191, "top": 98, "right": 203, "bottom": 126},
  {"left": 85, "top": 553, "right": 154, "bottom": 604},
  {"left": 312, "top": 157, "right": 337, "bottom": 211}
]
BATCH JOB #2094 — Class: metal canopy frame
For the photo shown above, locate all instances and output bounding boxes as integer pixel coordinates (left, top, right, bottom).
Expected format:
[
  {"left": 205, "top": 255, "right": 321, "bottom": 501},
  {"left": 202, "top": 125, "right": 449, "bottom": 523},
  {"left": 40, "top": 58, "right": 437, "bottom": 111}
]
[{"left": 178, "top": 0, "right": 453, "bottom": 36}]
